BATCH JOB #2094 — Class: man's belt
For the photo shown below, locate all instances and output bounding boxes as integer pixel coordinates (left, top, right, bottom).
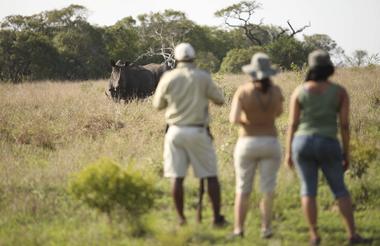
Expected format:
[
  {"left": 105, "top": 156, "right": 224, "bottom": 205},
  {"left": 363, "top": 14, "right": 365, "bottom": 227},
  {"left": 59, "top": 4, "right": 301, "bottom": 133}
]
[{"left": 165, "top": 124, "right": 214, "bottom": 140}]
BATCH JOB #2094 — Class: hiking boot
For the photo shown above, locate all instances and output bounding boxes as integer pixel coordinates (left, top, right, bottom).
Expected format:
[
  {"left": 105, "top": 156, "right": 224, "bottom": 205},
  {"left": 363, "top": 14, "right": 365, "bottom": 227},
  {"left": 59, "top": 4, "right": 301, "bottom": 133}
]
[
  {"left": 261, "top": 228, "right": 273, "bottom": 239},
  {"left": 213, "top": 215, "right": 228, "bottom": 228},
  {"left": 349, "top": 235, "right": 372, "bottom": 245},
  {"left": 227, "top": 231, "right": 244, "bottom": 240},
  {"left": 178, "top": 218, "right": 187, "bottom": 227},
  {"left": 309, "top": 237, "right": 321, "bottom": 246}
]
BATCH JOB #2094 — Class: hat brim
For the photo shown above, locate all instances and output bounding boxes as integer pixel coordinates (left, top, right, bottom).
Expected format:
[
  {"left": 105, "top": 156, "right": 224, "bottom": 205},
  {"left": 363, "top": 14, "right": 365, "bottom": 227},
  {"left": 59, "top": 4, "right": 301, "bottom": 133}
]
[{"left": 242, "top": 64, "right": 278, "bottom": 80}]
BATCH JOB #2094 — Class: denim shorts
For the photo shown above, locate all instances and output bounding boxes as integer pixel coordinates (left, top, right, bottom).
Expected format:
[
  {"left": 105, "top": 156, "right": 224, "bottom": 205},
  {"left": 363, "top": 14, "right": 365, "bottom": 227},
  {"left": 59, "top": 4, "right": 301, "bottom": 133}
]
[{"left": 292, "top": 135, "right": 349, "bottom": 198}]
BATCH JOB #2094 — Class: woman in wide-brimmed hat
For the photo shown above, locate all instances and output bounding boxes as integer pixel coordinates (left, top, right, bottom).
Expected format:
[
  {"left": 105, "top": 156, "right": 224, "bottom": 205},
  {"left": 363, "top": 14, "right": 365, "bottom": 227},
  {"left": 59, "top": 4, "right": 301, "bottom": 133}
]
[
  {"left": 229, "top": 53, "right": 284, "bottom": 238},
  {"left": 285, "top": 50, "right": 369, "bottom": 245}
]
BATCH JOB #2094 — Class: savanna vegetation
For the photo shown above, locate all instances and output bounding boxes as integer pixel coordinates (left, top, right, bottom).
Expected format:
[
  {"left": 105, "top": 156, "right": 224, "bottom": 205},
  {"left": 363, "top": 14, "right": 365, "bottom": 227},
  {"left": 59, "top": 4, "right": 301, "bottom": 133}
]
[
  {"left": 1, "top": 1, "right": 379, "bottom": 83},
  {"left": 0, "top": 66, "right": 379, "bottom": 245},
  {"left": 1, "top": 0, "right": 379, "bottom": 245}
]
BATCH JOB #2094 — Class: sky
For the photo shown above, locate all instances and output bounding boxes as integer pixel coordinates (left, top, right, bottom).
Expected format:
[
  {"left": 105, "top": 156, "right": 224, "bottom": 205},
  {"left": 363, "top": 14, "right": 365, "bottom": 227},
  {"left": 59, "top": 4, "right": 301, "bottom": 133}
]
[{"left": 0, "top": 0, "right": 379, "bottom": 55}]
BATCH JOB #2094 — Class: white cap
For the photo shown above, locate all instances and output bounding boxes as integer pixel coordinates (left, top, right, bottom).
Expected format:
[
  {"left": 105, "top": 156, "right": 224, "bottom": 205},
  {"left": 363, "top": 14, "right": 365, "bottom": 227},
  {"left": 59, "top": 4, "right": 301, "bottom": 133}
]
[{"left": 174, "top": 43, "right": 195, "bottom": 62}]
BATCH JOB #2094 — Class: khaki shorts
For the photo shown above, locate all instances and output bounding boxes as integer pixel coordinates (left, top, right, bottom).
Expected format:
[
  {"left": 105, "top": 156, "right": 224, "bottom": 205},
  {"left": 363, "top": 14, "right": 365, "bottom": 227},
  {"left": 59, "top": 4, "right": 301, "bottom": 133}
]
[
  {"left": 234, "top": 136, "right": 281, "bottom": 194},
  {"left": 163, "top": 126, "right": 218, "bottom": 178}
]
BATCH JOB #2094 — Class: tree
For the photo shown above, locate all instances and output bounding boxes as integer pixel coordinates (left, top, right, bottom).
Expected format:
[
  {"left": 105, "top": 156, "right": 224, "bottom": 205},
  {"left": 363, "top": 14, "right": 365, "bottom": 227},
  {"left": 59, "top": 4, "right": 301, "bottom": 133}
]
[
  {"left": 0, "top": 30, "right": 60, "bottom": 82},
  {"left": 0, "top": 5, "right": 89, "bottom": 36},
  {"left": 215, "top": 1, "right": 310, "bottom": 46},
  {"left": 19, "top": 32, "right": 61, "bottom": 80},
  {"left": 135, "top": 10, "right": 195, "bottom": 65},
  {"left": 53, "top": 21, "right": 109, "bottom": 79},
  {"left": 345, "top": 50, "right": 380, "bottom": 67},
  {"left": 0, "top": 4, "right": 350, "bottom": 80},
  {"left": 103, "top": 17, "right": 141, "bottom": 62},
  {"left": 183, "top": 26, "right": 248, "bottom": 71},
  {"left": 196, "top": 51, "right": 220, "bottom": 73},
  {"left": 330, "top": 46, "right": 346, "bottom": 67},
  {"left": 0, "top": 4, "right": 110, "bottom": 81},
  {"left": 215, "top": 1, "right": 264, "bottom": 45},
  {"left": 44, "top": 4, "right": 88, "bottom": 28},
  {"left": 265, "top": 37, "right": 308, "bottom": 69},
  {"left": 219, "top": 46, "right": 264, "bottom": 73},
  {"left": 0, "top": 14, "right": 45, "bottom": 33},
  {"left": 303, "top": 34, "right": 337, "bottom": 52},
  {"left": 366, "top": 53, "right": 380, "bottom": 66}
]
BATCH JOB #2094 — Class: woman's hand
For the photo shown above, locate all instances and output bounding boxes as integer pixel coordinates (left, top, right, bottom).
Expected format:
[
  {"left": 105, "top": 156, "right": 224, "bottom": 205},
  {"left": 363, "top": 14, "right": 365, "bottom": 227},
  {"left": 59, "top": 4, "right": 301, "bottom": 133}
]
[{"left": 339, "top": 87, "right": 350, "bottom": 172}]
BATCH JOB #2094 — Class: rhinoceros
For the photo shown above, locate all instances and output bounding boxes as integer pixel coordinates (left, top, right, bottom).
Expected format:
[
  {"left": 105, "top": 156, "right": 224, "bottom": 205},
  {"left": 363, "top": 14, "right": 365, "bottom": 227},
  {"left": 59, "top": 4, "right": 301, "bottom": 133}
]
[{"left": 106, "top": 60, "right": 171, "bottom": 101}]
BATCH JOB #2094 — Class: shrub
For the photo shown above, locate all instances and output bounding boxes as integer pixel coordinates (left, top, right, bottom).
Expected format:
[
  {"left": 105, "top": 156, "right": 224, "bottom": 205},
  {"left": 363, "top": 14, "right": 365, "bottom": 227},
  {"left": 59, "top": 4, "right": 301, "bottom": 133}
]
[
  {"left": 348, "top": 139, "right": 377, "bottom": 180},
  {"left": 219, "top": 46, "right": 264, "bottom": 73},
  {"left": 196, "top": 51, "right": 220, "bottom": 73},
  {"left": 265, "top": 37, "right": 309, "bottom": 70},
  {"left": 370, "top": 91, "right": 380, "bottom": 109},
  {"left": 346, "top": 138, "right": 379, "bottom": 209},
  {"left": 68, "top": 158, "right": 156, "bottom": 220}
]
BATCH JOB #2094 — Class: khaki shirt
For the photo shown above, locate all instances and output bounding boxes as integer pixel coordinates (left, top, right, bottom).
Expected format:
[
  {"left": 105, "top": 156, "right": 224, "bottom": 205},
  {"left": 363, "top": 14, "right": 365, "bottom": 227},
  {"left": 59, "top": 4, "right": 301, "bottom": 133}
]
[
  {"left": 153, "top": 63, "right": 224, "bottom": 125},
  {"left": 230, "top": 82, "right": 284, "bottom": 136}
]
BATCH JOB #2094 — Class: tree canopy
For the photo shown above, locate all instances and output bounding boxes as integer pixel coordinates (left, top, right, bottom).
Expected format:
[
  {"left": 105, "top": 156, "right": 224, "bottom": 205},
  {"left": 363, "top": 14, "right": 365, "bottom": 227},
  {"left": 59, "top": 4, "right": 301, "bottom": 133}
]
[{"left": 0, "top": 2, "right": 376, "bottom": 83}]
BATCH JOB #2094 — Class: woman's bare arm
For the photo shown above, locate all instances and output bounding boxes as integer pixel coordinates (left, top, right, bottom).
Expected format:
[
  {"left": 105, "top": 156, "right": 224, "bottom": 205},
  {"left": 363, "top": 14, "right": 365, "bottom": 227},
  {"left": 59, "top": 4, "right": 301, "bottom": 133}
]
[
  {"left": 229, "top": 91, "right": 243, "bottom": 124},
  {"left": 285, "top": 86, "right": 301, "bottom": 169},
  {"left": 339, "top": 87, "right": 350, "bottom": 170}
]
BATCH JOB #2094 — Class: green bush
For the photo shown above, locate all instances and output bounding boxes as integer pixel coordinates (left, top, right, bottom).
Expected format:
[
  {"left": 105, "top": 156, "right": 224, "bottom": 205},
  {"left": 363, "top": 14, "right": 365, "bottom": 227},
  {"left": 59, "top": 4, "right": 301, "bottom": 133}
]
[
  {"left": 370, "top": 91, "right": 380, "bottom": 109},
  {"left": 348, "top": 139, "right": 377, "bottom": 180},
  {"left": 68, "top": 158, "right": 156, "bottom": 219},
  {"left": 196, "top": 51, "right": 220, "bottom": 73},
  {"left": 219, "top": 46, "right": 264, "bottom": 73},
  {"left": 347, "top": 139, "right": 379, "bottom": 209},
  {"left": 265, "top": 37, "right": 309, "bottom": 70}
]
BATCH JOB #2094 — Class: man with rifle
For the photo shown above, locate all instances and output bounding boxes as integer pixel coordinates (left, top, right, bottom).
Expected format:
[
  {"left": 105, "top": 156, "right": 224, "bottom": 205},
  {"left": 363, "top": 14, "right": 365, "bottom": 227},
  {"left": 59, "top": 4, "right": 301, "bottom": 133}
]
[{"left": 153, "top": 43, "right": 226, "bottom": 227}]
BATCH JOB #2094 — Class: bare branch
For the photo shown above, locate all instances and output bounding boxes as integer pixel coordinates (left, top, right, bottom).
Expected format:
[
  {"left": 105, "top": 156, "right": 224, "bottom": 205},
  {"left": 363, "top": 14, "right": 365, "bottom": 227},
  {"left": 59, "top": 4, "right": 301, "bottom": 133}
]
[
  {"left": 132, "top": 47, "right": 175, "bottom": 68},
  {"left": 273, "top": 26, "right": 289, "bottom": 40},
  {"left": 215, "top": 1, "right": 311, "bottom": 45},
  {"left": 287, "top": 20, "right": 311, "bottom": 37}
]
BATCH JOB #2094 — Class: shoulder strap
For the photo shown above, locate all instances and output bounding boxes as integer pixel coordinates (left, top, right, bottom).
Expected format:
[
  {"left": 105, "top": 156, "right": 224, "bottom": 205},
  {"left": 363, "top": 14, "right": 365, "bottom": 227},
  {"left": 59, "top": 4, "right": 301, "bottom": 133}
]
[{"left": 297, "top": 84, "right": 307, "bottom": 105}]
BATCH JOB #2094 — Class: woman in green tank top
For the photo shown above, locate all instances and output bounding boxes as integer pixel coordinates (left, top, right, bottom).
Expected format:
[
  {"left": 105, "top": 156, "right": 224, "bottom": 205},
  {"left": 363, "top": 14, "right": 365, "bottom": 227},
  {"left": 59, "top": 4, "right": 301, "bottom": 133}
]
[{"left": 284, "top": 50, "right": 368, "bottom": 245}]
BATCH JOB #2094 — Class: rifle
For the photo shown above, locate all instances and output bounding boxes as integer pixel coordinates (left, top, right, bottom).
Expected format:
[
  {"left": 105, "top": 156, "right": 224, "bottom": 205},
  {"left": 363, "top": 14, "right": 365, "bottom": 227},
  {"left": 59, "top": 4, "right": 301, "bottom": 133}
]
[{"left": 196, "top": 178, "right": 205, "bottom": 223}]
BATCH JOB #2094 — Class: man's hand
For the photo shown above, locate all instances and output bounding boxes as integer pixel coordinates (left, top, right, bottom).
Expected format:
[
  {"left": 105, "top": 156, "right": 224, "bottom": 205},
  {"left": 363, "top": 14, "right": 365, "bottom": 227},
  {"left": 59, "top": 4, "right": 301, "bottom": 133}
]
[
  {"left": 342, "top": 154, "right": 350, "bottom": 172},
  {"left": 284, "top": 153, "right": 294, "bottom": 169}
]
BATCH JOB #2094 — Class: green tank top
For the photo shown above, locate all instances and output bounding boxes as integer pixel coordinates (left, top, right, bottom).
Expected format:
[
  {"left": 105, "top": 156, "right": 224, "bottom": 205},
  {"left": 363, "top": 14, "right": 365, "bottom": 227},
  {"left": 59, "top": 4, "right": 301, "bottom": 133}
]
[{"left": 295, "top": 83, "right": 340, "bottom": 139}]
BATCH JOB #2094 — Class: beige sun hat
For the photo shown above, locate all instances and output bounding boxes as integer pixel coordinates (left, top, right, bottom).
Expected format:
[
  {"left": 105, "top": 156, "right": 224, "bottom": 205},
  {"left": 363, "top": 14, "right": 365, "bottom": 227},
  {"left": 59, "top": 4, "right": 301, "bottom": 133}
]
[
  {"left": 308, "top": 49, "right": 333, "bottom": 68},
  {"left": 174, "top": 43, "right": 196, "bottom": 62},
  {"left": 242, "top": 52, "right": 278, "bottom": 80}
]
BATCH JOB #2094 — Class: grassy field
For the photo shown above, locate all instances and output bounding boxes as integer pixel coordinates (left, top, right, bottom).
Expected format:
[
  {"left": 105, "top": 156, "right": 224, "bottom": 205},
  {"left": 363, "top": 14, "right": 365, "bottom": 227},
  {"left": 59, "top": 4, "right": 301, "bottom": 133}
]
[{"left": 0, "top": 67, "right": 379, "bottom": 245}]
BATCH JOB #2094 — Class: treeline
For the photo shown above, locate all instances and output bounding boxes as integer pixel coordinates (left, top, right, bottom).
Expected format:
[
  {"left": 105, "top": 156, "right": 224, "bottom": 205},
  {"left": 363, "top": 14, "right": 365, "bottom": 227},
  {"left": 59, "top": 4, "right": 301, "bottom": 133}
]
[{"left": 0, "top": 3, "right": 376, "bottom": 83}]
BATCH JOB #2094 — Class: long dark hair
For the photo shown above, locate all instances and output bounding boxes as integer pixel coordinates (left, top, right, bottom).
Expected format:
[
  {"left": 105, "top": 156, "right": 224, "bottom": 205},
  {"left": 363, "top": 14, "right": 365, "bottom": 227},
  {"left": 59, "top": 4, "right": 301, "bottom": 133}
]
[
  {"left": 254, "top": 78, "right": 272, "bottom": 93},
  {"left": 305, "top": 65, "right": 335, "bottom": 82}
]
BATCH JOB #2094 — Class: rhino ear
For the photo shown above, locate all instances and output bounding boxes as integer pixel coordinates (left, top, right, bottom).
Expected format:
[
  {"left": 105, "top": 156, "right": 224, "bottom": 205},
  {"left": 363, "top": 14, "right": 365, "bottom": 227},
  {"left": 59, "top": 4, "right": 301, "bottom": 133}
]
[{"left": 110, "top": 59, "right": 116, "bottom": 67}]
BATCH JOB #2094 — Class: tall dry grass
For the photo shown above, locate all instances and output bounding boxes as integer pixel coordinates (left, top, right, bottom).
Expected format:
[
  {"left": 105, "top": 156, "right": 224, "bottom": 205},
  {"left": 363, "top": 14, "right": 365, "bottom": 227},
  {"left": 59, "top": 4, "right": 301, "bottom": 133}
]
[{"left": 0, "top": 67, "right": 379, "bottom": 245}]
